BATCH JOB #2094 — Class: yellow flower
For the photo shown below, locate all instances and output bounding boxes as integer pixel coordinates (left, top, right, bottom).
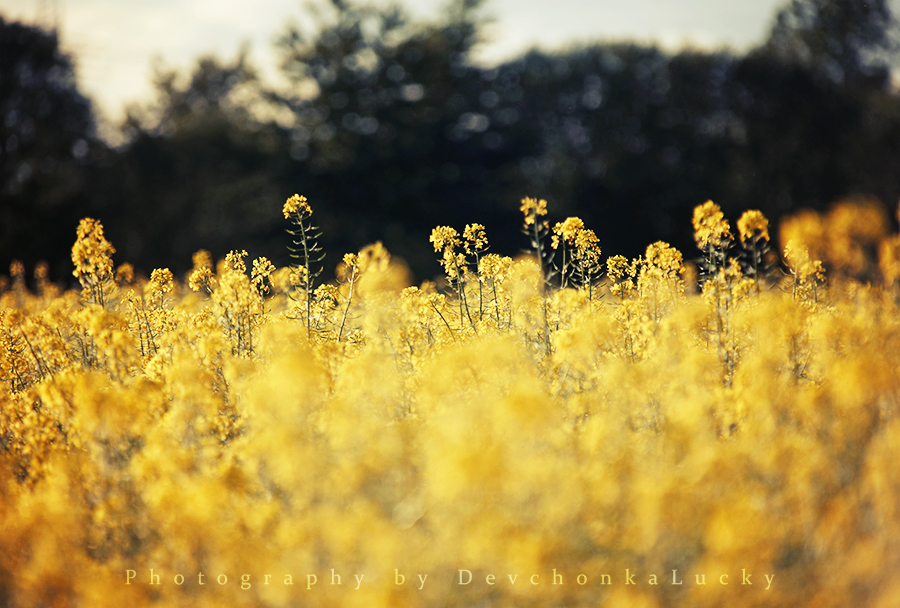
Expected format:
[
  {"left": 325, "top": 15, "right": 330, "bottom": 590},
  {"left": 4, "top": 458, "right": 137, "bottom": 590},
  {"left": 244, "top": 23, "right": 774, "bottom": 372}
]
[
  {"left": 188, "top": 250, "right": 215, "bottom": 293},
  {"left": 337, "top": 253, "right": 358, "bottom": 282},
  {"left": 552, "top": 217, "right": 585, "bottom": 249},
  {"left": 520, "top": 197, "right": 548, "bottom": 225},
  {"left": 574, "top": 227, "right": 600, "bottom": 257},
  {"left": 607, "top": 254, "right": 637, "bottom": 298},
  {"left": 115, "top": 263, "right": 134, "bottom": 286},
  {"left": 71, "top": 217, "right": 115, "bottom": 280},
  {"left": 251, "top": 257, "right": 276, "bottom": 292},
  {"left": 783, "top": 240, "right": 824, "bottom": 282},
  {"left": 283, "top": 193, "right": 312, "bottom": 218},
  {"left": 463, "top": 223, "right": 488, "bottom": 254},
  {"left": 34, "top": 261, "right": 49, "bottom": 281},
  {"left": 189, "top": 268, "right": 213, "bottom": 293},
  {"left": 692, "top": 200, "right": 732, "bottom": 249},
  {"left": 606, "top": 255, "right": 634, "bottom": 282},
  {"left": 225, "top": 250, "right": 248, "bottom": 274},
  {"left": 314, "top": 283, "right": 340, "bottom": 307},
  {"left": 356, "top": 241, "right": 390, "bottom": 274},
  {"left": 441, "top": 249, "right": 467, "bottom": 279},
  {"left": 148, "top": 268, "right": 174, "bottom": 294},
  {"left": 430, "top": 226, "right": 461, "bottom": 253},
  {"left": 644, "top": 241, "right": 683, "bottom": 275},
  {"left": 737, "top": 209, "right": 770, "bottom": 244},
  {"left": 479, "top": 253, "right": 513, "bottom": 280}
]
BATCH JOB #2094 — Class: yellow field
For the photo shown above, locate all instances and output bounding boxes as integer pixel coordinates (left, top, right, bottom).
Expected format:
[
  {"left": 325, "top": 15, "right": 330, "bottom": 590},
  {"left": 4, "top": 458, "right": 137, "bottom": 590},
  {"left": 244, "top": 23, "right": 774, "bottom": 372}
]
[{"left": 1, "top": 197, "right": 899, "bottom": 607}]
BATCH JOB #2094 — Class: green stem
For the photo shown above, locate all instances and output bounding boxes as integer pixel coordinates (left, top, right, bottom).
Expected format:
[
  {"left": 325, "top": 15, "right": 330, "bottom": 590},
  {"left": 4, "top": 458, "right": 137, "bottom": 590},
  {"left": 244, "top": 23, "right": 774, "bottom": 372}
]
[{"left": 337, "top": 267, "right": 356, "bottom": 342}]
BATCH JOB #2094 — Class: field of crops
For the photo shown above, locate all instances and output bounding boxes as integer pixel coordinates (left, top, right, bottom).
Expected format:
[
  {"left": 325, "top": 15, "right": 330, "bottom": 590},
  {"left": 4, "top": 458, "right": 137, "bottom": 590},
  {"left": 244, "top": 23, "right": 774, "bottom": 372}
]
[{"left": 1, "top": 196, "right": 899, "bottom": 607}]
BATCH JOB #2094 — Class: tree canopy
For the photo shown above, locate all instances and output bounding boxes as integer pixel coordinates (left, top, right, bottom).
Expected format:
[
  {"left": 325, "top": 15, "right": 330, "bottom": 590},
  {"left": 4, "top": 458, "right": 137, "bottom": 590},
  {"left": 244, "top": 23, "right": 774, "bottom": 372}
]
[{"left": 0, "top": 16, "right": 98, "bottom": 279}]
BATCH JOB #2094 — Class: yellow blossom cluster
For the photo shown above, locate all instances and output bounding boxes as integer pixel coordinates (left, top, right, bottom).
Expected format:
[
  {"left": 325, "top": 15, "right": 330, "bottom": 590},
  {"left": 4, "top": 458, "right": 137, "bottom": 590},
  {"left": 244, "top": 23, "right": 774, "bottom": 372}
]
[
  {"left": 282, "top": 193, "right": 311, "bottom": 218},
  {"left": 462, "top": 223, "right": 488, "bottom": 255},
  {"left": 736, "top": 209, "right": 770, "bottom": 244},
  {"left": 429, "top": 226, "right": 461, "bottom": 254},
  {"left": 71, "top": 218, "right": 116, "bottom": 306},
  {"left": 519, "top": 196, "right": 548, "bottom": 226},
  {"left": 692, "top": 200, "right": 733, "bottom": 249}
]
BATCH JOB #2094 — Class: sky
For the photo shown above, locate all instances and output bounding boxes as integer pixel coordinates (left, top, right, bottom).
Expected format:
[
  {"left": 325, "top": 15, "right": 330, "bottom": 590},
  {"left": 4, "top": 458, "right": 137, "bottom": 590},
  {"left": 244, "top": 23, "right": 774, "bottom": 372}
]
[{"left": 0, "top": 0, "right": 842, "bottom": 128}]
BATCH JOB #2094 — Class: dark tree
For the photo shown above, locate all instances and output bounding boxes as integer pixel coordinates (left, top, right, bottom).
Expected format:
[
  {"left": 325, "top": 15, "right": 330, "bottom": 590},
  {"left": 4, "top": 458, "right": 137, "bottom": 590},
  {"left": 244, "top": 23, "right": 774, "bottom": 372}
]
[
  {"left": 90, "top": 53, "right": 293, "bottom": 274},
  {"left": 726, "top": 0, "right": 900, "bottom": 228},
  {"left": 766, "top": 0, "right": 897, "bottom": 85},
  {"left": 272, "top": 0, "right": 535, "bottom": 278},
  {"left": 0, "top": 16, "right": 98, "bottom": 280},
  {"left": 485, "top": 0, "right": 900, "bottom": 259}
]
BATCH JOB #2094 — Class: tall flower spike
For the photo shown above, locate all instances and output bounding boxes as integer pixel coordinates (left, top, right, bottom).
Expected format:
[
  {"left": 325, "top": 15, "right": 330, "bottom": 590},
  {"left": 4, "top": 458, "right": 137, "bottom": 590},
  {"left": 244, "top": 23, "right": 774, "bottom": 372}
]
[
  {"left": 72, "top": 218, "right": 115, "bottom": 281},
  {"left": 283, "top": 194, "right": 325, "bottom": 337},
  {"left": 71, "top": 217, "right": 116, "bottom": 306}
]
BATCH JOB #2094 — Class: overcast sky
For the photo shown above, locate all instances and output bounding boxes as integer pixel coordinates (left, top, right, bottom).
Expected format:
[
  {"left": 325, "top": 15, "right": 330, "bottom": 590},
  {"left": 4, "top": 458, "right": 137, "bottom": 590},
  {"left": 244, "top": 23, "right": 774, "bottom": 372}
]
[{"left": 0, "top": 0, "right": 870, "bottom": 126}]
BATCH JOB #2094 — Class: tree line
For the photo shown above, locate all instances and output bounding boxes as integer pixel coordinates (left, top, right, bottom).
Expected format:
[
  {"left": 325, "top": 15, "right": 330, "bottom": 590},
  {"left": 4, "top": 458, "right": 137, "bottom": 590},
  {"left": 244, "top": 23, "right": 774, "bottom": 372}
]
[{"left": 2, "top": 0, "right": 899, "bottom": 282}]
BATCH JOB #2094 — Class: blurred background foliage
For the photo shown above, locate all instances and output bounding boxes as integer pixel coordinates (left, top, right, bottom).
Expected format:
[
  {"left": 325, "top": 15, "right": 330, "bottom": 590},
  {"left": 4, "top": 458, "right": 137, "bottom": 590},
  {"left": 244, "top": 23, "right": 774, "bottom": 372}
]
[{"left": 2, "top": 0, "right": 900, "bottom": 282}]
